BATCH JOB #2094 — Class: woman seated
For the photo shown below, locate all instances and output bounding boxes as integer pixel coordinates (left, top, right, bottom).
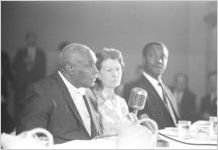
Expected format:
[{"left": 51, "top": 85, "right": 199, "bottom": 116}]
[{"left": 93, "top": 48, "right": 130, "bottom": 135}]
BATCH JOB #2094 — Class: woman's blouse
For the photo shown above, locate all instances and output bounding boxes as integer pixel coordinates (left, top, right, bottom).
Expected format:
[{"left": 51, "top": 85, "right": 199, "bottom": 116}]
[{"left": 94, "top": 90, "right": 130, "bottom": 135}]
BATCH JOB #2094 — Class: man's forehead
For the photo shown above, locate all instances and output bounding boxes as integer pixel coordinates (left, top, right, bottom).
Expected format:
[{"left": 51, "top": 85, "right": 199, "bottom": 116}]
[
  {"left": 80, "top": 51, "right": 96, "bottom": 64},
  {"left": 148, "top": 45, "right": 168, "bottom": 55},
  {"left": 88, "top": 49, "right": 97, "bottom": 62}
]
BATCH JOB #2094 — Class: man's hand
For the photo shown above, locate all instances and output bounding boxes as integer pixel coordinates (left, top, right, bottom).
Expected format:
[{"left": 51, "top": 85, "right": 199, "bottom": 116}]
[{"left": 138, "top": 114, "right": 158, "bottom": 135}]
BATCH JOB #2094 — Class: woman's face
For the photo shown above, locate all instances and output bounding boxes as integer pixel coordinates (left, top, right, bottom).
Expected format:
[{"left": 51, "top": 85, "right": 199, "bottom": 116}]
[{"left": 99, "top": 58, "right": 122, "bottom": 89}]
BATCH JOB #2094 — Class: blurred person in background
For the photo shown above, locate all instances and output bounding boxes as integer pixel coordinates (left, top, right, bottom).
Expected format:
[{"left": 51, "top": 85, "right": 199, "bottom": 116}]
[
  {"left": 58, "top": 41, "right": 70, "bottom": 52},
  {"left": 123, "top": 42, "right": 179, "bottom": 129},
  {"left": 12, "top": 31, "right": 46, "bottom": 126},
  {"left": 93, "top": 48, "right": 130, "bottom": 135},
  {"left": 1, "top": 50, "right": 15, "bottom": 133},
  {"left": 16, "top": 43, "right": 102, "bottom": 144},
  {"left": 170, "top": 73, "right": 197, "bottom": 122},
  {"left": 199, "top": 71, "right": 217, "bottom": 120}
]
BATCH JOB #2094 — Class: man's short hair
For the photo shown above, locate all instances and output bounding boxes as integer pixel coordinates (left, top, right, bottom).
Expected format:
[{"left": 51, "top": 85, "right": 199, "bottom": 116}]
[{"left": 142, "top": 42, "right": 167, "bottom": 58}]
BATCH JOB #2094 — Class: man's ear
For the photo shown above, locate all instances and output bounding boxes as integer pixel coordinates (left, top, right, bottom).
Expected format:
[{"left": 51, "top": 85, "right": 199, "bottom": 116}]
[{"left": 66, "top": 63, "right": 77, "bottom": 73}]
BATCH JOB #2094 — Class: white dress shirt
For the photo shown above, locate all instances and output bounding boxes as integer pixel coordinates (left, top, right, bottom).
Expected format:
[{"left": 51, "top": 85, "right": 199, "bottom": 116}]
[
  {"left": 58, "top": 71, "right": 91, "bottom": 136},
  {"left": 142, "top": 71, "right": 164, "bottom": 100},
  {"left": 27, "top": 46, "right": 36, "bottom": 62}
]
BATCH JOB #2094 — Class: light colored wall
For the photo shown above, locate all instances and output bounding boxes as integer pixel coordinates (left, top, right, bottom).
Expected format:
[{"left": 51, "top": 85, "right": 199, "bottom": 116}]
[{"left": 2, "top": 1, "right": 216, "bottom": 109}]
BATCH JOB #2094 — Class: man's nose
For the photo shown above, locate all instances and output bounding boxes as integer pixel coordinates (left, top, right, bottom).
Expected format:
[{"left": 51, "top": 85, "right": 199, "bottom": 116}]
[
  {"left": 157, "top": 58, "right": 163, "bottom": 64},
  {"left": 112, "top": 70, "right": 118, "bottom": 77},
  {"left": 93, "top": 65, "right": 99, "bottom": 75}
]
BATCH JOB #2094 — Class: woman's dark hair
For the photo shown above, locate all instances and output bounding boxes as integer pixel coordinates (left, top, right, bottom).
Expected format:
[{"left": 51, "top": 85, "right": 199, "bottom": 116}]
[
  {"left": 95, "top": 48, "right": 125, "bottom": 90},
  {"left": 96, "top": 48, "right": 124, "bottom": 71}
]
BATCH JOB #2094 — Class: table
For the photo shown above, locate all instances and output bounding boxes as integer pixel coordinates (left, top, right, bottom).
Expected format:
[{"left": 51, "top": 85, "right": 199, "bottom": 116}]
[
  {"left": 52, "top": 127, "right": 217, "bottom": 149},
  {"left": 52, "top": 133, "right": 217, "bottom": 149},
  {"left": 158, "top": 128, "right": 217, "bottom": 149}
]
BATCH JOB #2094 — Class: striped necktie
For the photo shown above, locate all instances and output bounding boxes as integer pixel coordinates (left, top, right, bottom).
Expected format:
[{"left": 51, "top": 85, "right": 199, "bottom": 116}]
[{"left": 158, "top": 82, "right": 177, "bottom": 126}]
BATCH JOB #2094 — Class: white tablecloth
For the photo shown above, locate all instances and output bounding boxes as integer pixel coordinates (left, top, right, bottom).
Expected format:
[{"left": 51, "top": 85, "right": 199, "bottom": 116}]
[
  {"left": 1, "top": 126, "right": 217, "bottom": 149},
  {"left": 52, "top": 128, "right": 217, "bottom": 149}
]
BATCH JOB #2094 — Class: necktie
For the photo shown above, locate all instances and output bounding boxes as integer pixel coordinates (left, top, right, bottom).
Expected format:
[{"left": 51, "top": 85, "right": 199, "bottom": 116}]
[{"left": 158, "top": 82, "right": 177, "bottom": 126}]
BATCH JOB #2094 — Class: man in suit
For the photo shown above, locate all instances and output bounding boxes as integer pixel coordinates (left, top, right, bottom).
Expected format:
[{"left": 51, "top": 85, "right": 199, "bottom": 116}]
[
  {"left": 12, "top": 32, "right": 46, "bottom": 126},
  {"left": 123, "top": 42, "right": 179, "bottom": 129},
  {"left": 170, "top": 73, "right": 197, "bottom": 123},
  {"left": 16, "top": 43, "right": 102, "bottom": 144}
]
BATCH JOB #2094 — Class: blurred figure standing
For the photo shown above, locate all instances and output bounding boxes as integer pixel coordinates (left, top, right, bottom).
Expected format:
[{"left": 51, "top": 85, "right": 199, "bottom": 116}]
[
  {"left": 1, "top": 50, "right": 15, "bottom": 133},
  {"left": 170, "top": 73, "right": 197, "bottom": 122},
  {"left": 199, "top": 71, "right": 217, "bottom": 120},
  {"left": 58, "top": 41, "right": 70, "bottom": 52},
  {"left": 12, "top": 31, "right": 46, "bottom": 126}
]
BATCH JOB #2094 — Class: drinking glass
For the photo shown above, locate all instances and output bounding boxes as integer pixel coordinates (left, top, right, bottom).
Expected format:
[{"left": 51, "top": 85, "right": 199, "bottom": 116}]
[
  {"left": 209, "top": 116, "right": 217, "bottom": 137},
  {"left": 178, "top": 120, "right": 191, "bottom": 139}
]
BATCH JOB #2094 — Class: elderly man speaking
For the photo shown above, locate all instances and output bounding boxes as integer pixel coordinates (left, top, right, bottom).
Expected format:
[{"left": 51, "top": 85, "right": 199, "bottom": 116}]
[{"left": 16, "top": 43, "right": 102, "bottom": 144}]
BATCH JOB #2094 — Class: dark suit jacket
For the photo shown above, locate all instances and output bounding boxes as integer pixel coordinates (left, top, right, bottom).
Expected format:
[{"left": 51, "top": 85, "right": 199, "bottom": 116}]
[
  {"left": 2, "top": 51, "right": 13, "bottom": 98},
  {"left": 1, "top": 51, "right": 15, "bottom": 133},
  {"left": 170, "top": 88, "right": 197, "bottom": 122},
  {"left": 17, "top": 72, "right": 102, "bottom": 144},
  {"left": 123, "top": 75, "right": 179, "bottom": 129},
  {"left": 199, "top": 94, "right": 217, "bottom": 118}
]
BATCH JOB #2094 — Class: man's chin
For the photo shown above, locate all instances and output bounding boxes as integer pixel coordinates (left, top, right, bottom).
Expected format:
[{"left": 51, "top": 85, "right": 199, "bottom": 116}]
[
  {"left": 88, "top": 82, "right": 96, "bottom": 88},
  {"left": 154, "top": 69, "right": 165, "bottom": 75},
  {"left": 152, "top": 71, "right": 164, "bottom": 79}
]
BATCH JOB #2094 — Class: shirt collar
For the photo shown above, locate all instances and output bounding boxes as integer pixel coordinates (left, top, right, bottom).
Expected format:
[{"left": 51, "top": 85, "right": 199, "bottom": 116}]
[
  {"left": 58, "top": 71, "right": 86, "bottom": 96},
  {"left": 142, "top": 71, "right": 162, "bottom": 86}
]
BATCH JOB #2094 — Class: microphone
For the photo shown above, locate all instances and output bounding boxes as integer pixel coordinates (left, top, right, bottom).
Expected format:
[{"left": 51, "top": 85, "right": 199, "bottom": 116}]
[{"left": 128, "top": 87, "right": 147, "bottom": 116}]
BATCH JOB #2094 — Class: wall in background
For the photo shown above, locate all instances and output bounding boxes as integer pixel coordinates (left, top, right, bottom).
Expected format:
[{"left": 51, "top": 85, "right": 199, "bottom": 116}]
[{"left": 2, "top": 1, "right": 217, "bottom": 110}]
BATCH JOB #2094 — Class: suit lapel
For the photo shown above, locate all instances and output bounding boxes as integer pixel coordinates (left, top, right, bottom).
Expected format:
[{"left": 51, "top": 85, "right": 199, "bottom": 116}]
[
  {"left": 140, "top": 76, "right": 176, "bottom": 120},
  {"left": 161, "top": 84, "right": 179, "bottom": 119},
  {"left": 83, "top": 95, "right": 101, "bottom": 138},
  {"left": 52, "top": 72, "right": 90, "bottom": 137},
  {"left": 140, "top": 76, "right": 166, "bottom": 107}
]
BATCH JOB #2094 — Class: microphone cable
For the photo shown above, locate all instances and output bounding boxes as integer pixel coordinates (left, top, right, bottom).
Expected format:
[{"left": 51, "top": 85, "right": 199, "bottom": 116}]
[{"left": 158, "top": 132, "right": 217, "bottom": 146}]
